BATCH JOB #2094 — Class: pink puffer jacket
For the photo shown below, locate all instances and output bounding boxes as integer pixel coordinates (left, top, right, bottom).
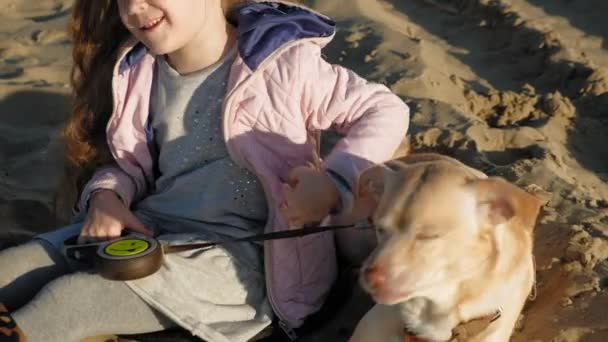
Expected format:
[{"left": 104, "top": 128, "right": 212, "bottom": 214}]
[{"left": 78, "top": 1, "right": 409, "bottom": 333}]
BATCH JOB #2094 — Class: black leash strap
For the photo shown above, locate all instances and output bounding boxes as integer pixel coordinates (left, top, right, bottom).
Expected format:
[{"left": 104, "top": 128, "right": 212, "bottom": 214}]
[{"left": 164, "top": 223, "right": 373, "bottom": 254}]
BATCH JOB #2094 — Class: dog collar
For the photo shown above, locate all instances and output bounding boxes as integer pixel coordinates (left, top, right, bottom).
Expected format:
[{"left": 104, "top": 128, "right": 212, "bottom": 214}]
[{"left": 404, "top": 309, "right": 502, "bottom": 342}]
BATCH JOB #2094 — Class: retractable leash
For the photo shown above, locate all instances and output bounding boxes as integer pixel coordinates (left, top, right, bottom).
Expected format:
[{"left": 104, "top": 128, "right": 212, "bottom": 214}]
[{"left": 62, "top": 223, "right": 373, "bottom": 281}]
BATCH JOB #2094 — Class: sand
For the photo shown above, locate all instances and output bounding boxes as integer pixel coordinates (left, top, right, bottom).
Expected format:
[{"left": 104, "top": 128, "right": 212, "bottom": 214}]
[{"left": 1, "top": 0, "right": 607, "bottom": 341}]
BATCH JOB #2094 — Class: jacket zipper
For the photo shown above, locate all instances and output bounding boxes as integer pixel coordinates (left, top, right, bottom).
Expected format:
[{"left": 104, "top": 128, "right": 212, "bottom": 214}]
[
  {"left": 255, "top": 167, "right": 298, "bottom": 340},
  {"left": 220, "top": 45, "right": 307, "bottom": 333},
  {"left": 219, "top": 51, "right": 331, "bottom": 337},
  {"left": 278, "top": 319, "right": 298, "bottom": 341}
]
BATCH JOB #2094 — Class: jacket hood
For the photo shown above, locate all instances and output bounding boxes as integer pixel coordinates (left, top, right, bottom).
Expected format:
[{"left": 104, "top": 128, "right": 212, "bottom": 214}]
[{"left": 230, "top": 1, "right": 335, "bottom": 70}]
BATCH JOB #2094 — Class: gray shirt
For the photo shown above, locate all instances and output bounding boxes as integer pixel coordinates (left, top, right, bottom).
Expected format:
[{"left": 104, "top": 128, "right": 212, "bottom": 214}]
[
  {"left": 125, "top": 49, "right": 273, "bottom": 342},
  {"left": 134, "top": 49, "right": 268, "bottom": 238}
]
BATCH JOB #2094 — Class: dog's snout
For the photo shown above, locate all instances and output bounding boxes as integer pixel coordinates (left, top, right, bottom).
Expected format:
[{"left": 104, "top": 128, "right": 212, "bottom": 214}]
[{"left": 364, "top": 264, "right": 386, "bottom": 290}]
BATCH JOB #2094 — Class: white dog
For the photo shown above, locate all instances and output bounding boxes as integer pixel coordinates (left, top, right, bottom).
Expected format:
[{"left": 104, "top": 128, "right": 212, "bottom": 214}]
[{"left": 348, "top": 154, "right": 541, "bottom": 342}]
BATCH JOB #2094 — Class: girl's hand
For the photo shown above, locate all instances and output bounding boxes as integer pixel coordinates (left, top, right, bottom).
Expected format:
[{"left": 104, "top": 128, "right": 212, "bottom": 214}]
[
  {"left": 280, "top": 166, "right": 339, "bottom": 227},
  {"left": 78, "top": 190, "right": 151, "bottom": 243}
]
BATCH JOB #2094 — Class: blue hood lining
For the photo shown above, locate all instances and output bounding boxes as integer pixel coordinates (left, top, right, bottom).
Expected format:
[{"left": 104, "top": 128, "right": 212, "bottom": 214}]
[{"left": 232, "top": 1, "right": 335, "bottom": 70}]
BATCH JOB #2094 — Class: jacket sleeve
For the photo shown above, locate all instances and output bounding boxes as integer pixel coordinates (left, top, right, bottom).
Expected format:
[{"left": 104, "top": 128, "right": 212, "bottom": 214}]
[
  {"left": 297, "top": 42, "right": 410, "bottom": 210},
  {"left": 77, "top": 164, "right": 138, "bottom": 213}
]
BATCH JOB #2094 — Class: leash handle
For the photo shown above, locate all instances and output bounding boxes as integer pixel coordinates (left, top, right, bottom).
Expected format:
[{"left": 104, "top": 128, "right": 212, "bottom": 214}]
[
  {"left": 62, "top": 236, "right": 99, "bottom": 264},
  {"left": 163, "top": 223, "right": 373, "bottom": 254}
]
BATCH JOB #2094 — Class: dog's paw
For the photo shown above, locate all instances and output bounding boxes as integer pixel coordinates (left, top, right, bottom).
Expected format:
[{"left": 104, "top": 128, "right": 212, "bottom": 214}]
[{"left": 406, "top": 324, "right": 453, "bottom": 342}]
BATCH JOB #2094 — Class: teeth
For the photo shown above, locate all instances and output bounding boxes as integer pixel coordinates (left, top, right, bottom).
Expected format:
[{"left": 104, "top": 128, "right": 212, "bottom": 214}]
[{"left": 143, "top": 17, "right": 163, "bottom": 29}]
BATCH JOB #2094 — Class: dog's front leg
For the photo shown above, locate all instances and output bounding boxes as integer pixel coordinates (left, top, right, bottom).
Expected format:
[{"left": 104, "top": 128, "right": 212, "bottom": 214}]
[
  {"left": 399, "top": 298, "right": 458, "bottom": 342},
  {"left": 404, "top": 315, "right": 456, "bottom": 342},
  {"left": 349, "top": 304, "right": 405, "bottom": 342}
]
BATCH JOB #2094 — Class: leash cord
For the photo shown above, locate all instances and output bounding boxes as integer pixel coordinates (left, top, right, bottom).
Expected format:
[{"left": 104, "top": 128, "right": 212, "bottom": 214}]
[{"left": 163, "top": 223, "right": 374, "bottom": 254}]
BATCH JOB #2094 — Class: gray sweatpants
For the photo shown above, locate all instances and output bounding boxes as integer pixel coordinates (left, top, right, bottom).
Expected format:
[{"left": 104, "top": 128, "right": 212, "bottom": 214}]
[{"left": 0, "top": 240, "right": 175, "bottom": 342}]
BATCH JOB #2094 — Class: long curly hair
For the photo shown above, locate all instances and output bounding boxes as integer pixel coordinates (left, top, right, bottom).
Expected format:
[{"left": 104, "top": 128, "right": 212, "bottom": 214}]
[{"left": 62, "top": 0, "right": 248, "bottom": 190}]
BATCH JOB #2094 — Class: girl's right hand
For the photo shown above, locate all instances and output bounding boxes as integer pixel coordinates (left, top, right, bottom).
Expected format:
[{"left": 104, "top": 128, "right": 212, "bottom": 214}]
[{"left": 78, "top": 190, "right": 152, "bottom": 243}]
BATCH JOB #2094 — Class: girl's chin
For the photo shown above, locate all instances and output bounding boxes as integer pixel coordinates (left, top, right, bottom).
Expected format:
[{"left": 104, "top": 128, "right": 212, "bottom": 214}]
[{"left": 140, "top": 42, "right": 173, "bottom": 56}]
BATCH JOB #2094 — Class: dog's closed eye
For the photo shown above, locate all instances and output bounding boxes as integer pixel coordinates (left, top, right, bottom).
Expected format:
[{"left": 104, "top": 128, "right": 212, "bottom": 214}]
[
  {"left": 375, "top": 225, "right": 390, "bottom": 236},
  {"left": 415, "top": 233, "right": 440, "bottom": 241}
]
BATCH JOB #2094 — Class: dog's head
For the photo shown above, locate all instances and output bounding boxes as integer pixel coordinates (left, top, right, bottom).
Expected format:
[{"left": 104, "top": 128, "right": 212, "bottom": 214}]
[{"left": 357, "top": 158, "right": 541, "bottom": 305}]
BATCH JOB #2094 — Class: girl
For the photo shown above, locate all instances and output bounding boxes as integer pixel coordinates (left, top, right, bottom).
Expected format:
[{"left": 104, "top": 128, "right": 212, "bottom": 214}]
[{"left": 0, "top": 0, "right": 409, "bottom": 341}]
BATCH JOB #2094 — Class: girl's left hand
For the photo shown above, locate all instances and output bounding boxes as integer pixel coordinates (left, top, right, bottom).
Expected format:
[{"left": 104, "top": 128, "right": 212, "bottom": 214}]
[{"left": 280, "top": 166, "right": 339, "bottom": 227}]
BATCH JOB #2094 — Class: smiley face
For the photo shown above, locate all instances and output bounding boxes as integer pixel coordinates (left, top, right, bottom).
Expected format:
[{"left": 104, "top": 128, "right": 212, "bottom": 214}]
[{"left": 104, "top": 239, "right": 150, "bottom": 257}]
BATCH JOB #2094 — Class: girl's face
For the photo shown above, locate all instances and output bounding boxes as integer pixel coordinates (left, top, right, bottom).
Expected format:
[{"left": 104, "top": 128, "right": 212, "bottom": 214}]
[{"left": 117, "top": 0, "right": 219, "bottom": 55}]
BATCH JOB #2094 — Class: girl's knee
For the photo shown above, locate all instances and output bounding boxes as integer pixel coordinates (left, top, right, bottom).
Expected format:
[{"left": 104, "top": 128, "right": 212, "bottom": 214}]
[{"left": 43, "top": 272, "right": 104, "bottom": 300}]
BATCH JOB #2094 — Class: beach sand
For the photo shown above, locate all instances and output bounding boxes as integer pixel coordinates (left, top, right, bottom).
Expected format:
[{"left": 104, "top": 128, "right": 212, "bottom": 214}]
[{"left": 1, "top": 0, "right": 607, "bottom": 341}]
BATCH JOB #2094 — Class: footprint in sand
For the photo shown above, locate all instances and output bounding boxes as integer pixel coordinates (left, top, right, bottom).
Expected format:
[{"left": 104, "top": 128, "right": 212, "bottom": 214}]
[
  {"left": 28, "top": 8, "right": 71, "bottom": 23},
  {"left": 0, "top": 65, "right": 24, "bottom": 79},
  {"left": 16, "top": 1, "right": 71, "bottom": 23},
  {"left": 31, "top": 29, "right": 69, "bottom": 45}
]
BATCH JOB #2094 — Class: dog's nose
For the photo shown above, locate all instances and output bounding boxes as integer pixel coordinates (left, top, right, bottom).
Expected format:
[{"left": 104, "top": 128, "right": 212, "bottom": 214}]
[{"left": 364, "top": 264, "right": 386, "bottom": 290}]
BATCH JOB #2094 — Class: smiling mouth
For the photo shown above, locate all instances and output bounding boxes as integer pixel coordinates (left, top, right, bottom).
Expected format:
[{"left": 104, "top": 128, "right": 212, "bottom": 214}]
[{"left": 141, "top": 16, "right": 165, "bottom": 31}]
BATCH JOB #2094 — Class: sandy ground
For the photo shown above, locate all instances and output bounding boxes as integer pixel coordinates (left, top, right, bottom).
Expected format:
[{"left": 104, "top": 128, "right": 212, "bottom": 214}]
[{"left": 1, "top": 0, "right": 607, "bottom": 341}]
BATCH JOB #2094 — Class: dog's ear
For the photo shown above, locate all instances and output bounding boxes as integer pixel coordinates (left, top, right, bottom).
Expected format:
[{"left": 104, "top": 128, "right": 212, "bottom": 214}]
[
  {"left": 357, "top": 165, "right": 385, "bottom": 201},
  {"left": 356, "top": 162, "right": 401, "bottom": 201},
  {"left": 350, "top": 163, "right": 400, "bottom": 220},
  {"left": 473, "top": 177, "right": 542, "bottom": 231}
]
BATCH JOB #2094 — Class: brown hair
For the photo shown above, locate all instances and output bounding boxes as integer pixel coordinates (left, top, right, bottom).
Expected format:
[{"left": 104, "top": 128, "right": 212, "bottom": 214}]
[{"left": 63, "top": 0, "right": 249, "bottom": 190}]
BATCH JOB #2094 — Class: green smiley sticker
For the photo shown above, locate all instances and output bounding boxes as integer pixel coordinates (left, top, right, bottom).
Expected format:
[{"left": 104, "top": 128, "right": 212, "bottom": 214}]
[{"left": 104, "top": 239, "right": 150, "bottom": 257}]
